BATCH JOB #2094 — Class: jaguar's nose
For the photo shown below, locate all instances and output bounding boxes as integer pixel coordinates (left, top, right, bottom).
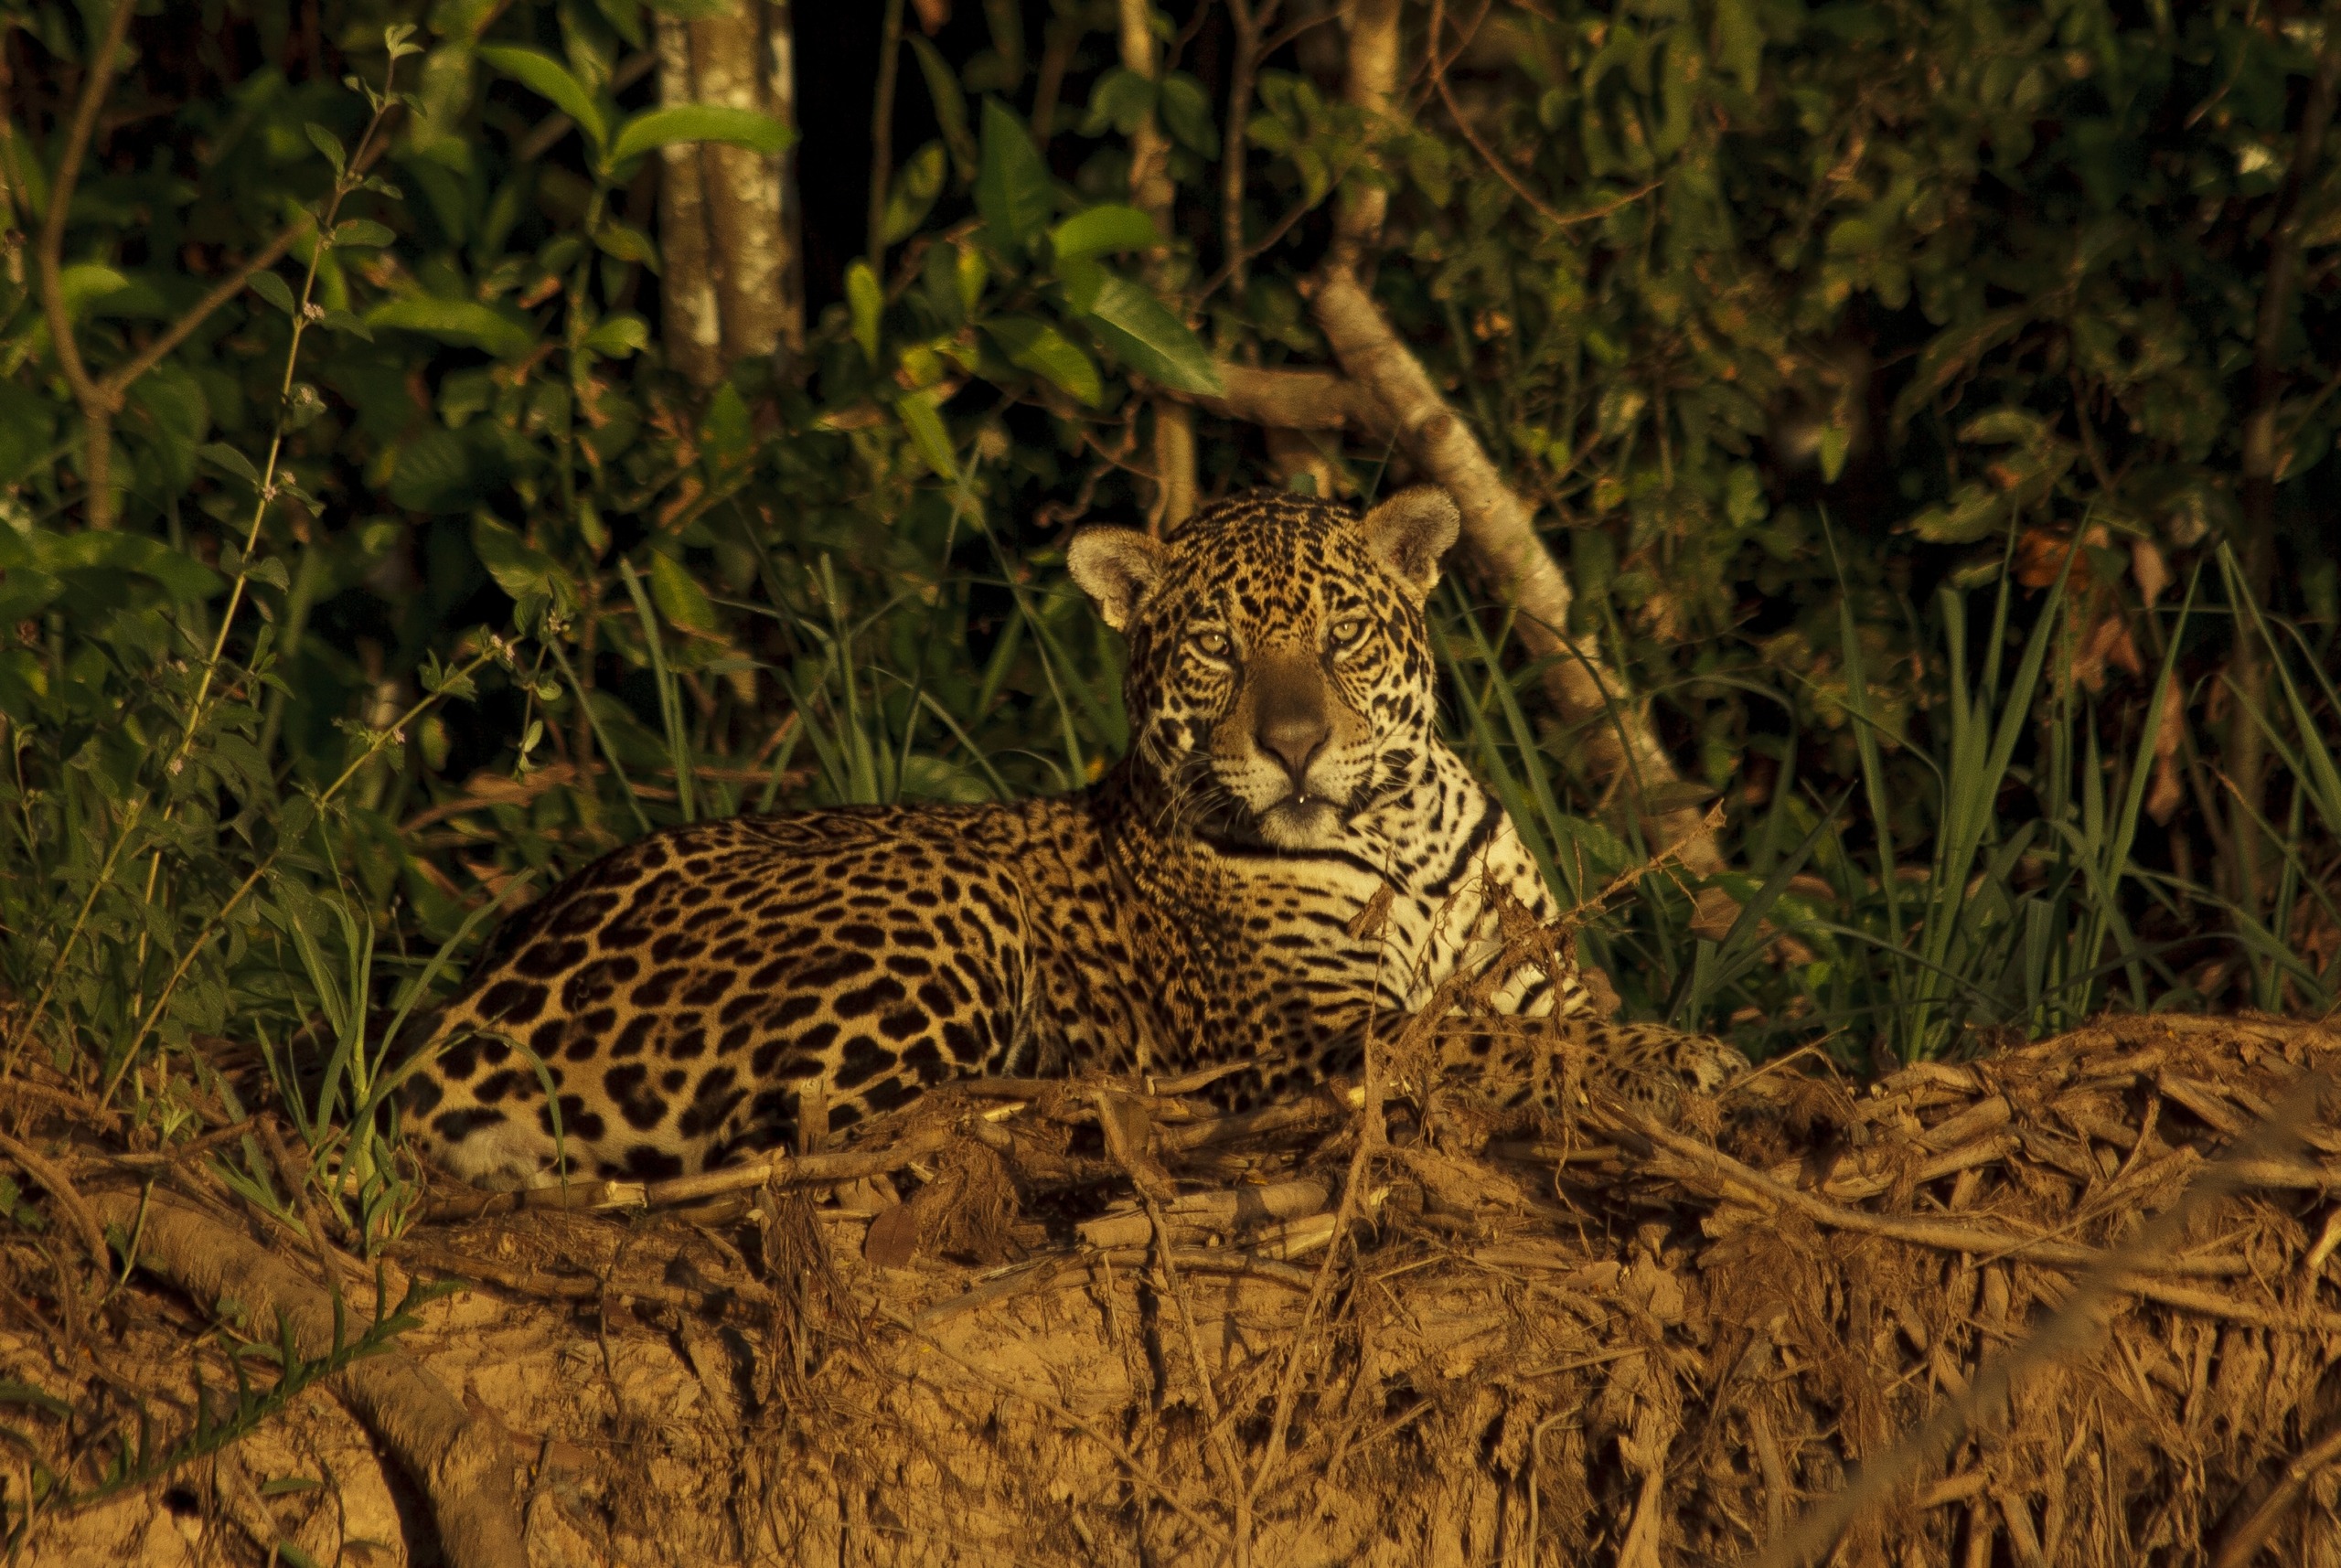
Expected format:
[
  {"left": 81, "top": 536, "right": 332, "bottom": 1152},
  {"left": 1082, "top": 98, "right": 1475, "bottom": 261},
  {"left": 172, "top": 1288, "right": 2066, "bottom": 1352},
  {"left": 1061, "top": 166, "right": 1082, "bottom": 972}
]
[{"left": 1251, "top": 657, "right": 1331, "bottom": 794}]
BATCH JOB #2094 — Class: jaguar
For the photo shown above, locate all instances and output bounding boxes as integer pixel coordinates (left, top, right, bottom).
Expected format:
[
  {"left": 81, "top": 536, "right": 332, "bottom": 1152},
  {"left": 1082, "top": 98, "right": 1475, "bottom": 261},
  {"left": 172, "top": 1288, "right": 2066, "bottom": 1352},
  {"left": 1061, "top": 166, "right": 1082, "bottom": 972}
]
[{"left": 401, "top": 487, "right": 1732, "bottom": 1189}]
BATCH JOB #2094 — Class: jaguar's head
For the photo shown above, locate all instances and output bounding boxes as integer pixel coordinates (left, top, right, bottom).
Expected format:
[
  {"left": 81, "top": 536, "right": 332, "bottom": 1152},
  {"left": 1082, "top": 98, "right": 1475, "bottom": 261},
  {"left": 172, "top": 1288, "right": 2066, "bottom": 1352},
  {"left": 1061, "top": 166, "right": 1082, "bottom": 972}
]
[{"left": 1067, "top": 488, "right": 1459, "bottom": 850}]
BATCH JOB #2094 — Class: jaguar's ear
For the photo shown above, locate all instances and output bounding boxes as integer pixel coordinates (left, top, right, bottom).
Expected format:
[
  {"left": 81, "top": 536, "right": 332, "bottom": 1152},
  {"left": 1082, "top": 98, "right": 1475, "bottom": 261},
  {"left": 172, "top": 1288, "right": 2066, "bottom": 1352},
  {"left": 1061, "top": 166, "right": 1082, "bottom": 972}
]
[
  {"left": 1358, "top": 487, "right": 1460, "bottom": 602},
  {"left": 1066, "top": 527, "right": 1169, "bottom": 632}
]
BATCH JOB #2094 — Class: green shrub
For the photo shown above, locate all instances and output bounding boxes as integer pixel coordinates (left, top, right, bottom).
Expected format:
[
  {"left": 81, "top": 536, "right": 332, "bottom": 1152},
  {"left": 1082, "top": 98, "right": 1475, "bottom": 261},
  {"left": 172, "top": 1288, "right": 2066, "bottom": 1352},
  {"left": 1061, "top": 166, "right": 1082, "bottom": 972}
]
[{"left": 0, "top": 0, "right": 2334, "bottom": 1200}]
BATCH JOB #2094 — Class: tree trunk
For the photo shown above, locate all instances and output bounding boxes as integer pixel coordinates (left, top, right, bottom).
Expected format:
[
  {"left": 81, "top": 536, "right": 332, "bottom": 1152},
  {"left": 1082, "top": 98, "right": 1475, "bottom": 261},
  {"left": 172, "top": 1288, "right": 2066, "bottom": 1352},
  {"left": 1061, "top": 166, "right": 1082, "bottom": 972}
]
[{"left": 655, "top": 2, "right": 804, "bottom": 389}]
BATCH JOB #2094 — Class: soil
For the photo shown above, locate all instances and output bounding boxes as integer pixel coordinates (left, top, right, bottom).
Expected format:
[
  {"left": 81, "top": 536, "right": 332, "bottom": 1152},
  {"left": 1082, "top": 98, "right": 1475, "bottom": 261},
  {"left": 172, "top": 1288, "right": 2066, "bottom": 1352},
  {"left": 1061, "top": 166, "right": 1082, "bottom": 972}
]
[{"left": 6, "top": 1012, "right": 2341, "bottom": 1567}]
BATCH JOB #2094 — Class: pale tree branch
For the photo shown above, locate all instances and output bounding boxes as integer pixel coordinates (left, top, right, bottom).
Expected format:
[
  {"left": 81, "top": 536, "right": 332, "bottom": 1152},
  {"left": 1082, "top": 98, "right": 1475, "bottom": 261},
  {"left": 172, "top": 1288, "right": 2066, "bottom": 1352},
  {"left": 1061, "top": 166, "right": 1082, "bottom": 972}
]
[{"left": 1176, "top": 362, "right": 1395, "bottom": 442}]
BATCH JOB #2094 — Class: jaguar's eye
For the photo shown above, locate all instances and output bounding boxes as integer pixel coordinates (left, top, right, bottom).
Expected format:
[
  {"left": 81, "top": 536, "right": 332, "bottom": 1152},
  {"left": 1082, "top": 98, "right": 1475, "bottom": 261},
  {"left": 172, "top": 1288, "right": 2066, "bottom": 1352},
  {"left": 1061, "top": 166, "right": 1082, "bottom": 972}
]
[
  {"left": 1192, "top": 629, "right": 1231, "bottom": 657},
  {"left": 1329, "top": 618, "right": 1368, "bottom": 648}
]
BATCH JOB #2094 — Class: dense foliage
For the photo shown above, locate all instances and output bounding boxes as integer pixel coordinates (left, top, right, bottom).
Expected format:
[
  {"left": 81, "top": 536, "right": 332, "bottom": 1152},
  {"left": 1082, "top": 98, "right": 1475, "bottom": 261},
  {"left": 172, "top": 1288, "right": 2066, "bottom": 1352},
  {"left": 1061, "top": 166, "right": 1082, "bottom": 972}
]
[{"left": 0, "top": 0, "right": 2336, "bottom": 1200}]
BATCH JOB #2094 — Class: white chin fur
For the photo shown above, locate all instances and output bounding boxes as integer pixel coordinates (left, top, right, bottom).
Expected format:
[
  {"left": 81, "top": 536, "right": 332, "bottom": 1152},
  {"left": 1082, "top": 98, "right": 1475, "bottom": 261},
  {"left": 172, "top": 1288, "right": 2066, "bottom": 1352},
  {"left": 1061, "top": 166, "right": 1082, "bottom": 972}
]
[{"left": 1256, "top": 799, "right": 1343, "bottom": 848}]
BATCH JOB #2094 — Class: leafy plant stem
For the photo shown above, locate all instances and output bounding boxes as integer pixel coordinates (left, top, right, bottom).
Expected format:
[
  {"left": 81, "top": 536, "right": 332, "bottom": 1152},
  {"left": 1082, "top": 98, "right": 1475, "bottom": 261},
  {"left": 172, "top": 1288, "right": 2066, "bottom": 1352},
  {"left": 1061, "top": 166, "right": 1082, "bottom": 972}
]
[{"left": 99, "top": 648, "right": 496, "bottom": 1105}]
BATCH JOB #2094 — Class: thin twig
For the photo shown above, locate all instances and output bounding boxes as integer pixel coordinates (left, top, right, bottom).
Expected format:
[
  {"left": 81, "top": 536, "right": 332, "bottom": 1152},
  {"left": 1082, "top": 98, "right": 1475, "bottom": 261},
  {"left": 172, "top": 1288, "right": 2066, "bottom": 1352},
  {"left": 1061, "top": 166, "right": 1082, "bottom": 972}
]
[
  {"left": 1426, "top": 0, "right": 1660, "bottom": 232},
  {"left": 866, "top": 0, "right": 907, "bottom": 266},
  {"left": 1219, "top": 0, "right": 1279, "bottom": 293},
  {"left": 0, "top": 1129, "right": 111, "bottom": 1276},
  {"left": 34, "top": 0, "right": 137, "bottom": 528}
]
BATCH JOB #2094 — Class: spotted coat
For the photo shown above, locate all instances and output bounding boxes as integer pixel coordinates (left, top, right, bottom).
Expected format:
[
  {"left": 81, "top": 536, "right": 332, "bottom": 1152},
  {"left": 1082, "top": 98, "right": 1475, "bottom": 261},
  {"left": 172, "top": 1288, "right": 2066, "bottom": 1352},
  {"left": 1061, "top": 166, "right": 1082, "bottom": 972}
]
[{"left": 402, "top": 489, "right": 1595, "bottom": 1189}]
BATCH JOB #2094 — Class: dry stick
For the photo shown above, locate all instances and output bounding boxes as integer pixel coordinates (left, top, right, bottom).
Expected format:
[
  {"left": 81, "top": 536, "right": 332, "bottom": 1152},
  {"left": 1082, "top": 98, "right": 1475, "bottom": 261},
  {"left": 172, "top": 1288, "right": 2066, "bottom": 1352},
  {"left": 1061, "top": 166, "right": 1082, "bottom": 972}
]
[
  {"left": 89, "top": 1189, "right": 528, "bottom": 1568},
  {"left": 0, "top": 1129, "right": 111, "bottom": 1276},
  {"left": 2210, "top": 1417, "right": 2341, "bottom": 1568},
  {"left": 874, "top": 1304, "right": 1233, "bottom": 1553},
  {"left": 1236, "top": 857, "right": 1459, "bottom": 1541},
  {"left": 1740, "top": 1063, "right": 2338, "bottom": 1568}
]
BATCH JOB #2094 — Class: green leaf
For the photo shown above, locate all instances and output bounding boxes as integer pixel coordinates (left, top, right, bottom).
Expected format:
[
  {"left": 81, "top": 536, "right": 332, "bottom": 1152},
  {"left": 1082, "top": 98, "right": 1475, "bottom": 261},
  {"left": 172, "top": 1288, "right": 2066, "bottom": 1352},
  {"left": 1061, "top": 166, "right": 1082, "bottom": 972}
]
[
  {"left": 1082, "top": 68, "right": 1157, "bottom": 137},
  {"left": 1716, "top": 0, "right": 1763, "bottom": 91},
  {"left": 608, "top": 104, "right": 794, "bottom": 167},
  {"left": 1893, "top": 305, "right": 2028, "bottom": 430},
  {"left": 1063, "top": 267, "right": 1222, "bottom": 396},
  {"left": 647, "top": 550, "right": 722, "bottom": 636},
  {"left": 476, "top": 45, "right": 608, "bottom": 158},
  {"left": 390, "top": 428, "right": 512, "bottom": 513},
  {"left": 1906, "top": 481, "right": 2005, "bottom": 544},
  {"left": 701, "top": 383, "right": 753, "bottom": 473},
  {"left": 846, "top": 261, "right": 883, "bottom": 364},
  {"left": 976, "top": 98, "right": 1053, "bottom": 256},
  {"left": 1958, "top": 408, "right": 2050, "bottom": 445},
  {"left": 983, "top": 315, "right": 1102, "bottom": 406},
  {"left": 331, "top": 219, "right": 396, "bottom": 249},
  {"left": 365, "top": 298, "right": 536, "bottom": 359},
  {"left": 1048, "top": 204, "right": 1160, "bottom": 264},
  {"left": 1818, "top": 424, "right": 1850, "bottom": 483},
  {"left": 583, "top": 313, "right": 650, "bottom": 358},
  {"left": 303, "top": 123, "right": 347, "bottom": 175},
  {"left": 882, "top": 142, "right": 949, "bottom": 245},
  {"left": 470, "top": 516, "right": 561, "bottom": 601},
  {"left": 906, "top": 35, "right": 977, "bottom": 180},
  {"left": 1159, "top": 73, "right": 1219, "bottom": 155},
  {"left": 0, "top": 1381, "right": 71, "bottom": 1419},
  {"left": 250, "top": 272, "right": 297, "bottom": 316},
  {"left": 0, "top": 382, "right": 59, "bottom": 486},
  {"left": 318, "top": 308, "right": 372, "bottom": 340},
  {"left": 59, "top": 262, "right": 131, "bottom": 324},
  {"left": 592, "top": 219, "right": 660, "bottom": 269},
  {"left": 895, "top": 390, "right": 958, "bottom": 480},
  {"left": 198, "top": 443, "right": 262, "bottom": 485}
]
